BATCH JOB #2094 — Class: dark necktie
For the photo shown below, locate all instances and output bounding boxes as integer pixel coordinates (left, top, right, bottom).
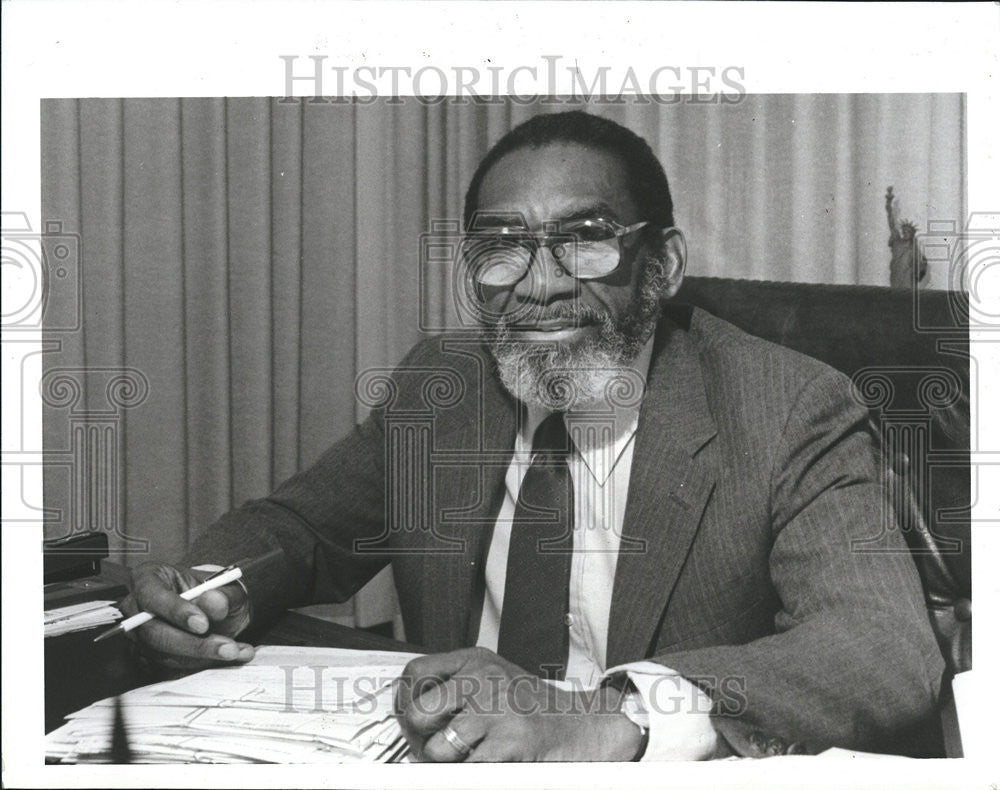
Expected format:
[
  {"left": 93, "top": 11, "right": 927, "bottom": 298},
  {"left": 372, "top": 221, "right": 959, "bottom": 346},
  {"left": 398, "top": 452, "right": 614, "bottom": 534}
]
[{"left": 496, "top": 412, "right": 575, "bottom": 680}]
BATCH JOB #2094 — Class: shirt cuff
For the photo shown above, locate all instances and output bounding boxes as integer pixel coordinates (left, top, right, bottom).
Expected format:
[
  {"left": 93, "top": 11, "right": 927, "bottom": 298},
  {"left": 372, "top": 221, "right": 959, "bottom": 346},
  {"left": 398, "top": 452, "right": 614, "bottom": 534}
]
[{"left": 603, "top": 660, "right": 718, "bottom": 761}]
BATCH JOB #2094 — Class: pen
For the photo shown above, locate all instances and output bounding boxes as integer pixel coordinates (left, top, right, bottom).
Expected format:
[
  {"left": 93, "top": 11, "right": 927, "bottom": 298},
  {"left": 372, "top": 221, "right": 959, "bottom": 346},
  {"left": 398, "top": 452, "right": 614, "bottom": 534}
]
[{"left": 93, "top": 564, "right": 244, "bottom": 643}]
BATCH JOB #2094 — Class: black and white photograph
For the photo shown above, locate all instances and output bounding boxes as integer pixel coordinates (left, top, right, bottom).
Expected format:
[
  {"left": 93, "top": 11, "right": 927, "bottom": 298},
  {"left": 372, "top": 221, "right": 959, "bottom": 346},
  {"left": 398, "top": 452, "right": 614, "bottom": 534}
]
[{"left": 2, "top": 3, "right": 996, "bottom": 789}]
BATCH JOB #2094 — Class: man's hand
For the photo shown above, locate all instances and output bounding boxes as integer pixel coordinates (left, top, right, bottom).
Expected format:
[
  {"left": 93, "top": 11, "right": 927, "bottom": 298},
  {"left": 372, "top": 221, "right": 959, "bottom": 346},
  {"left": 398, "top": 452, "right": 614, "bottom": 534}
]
[
  {"left": 120, "top": 562, "right": 255, "bottom": 671},
  {"left": 394, "top": 647, "right": 642, "bottom": 762}
]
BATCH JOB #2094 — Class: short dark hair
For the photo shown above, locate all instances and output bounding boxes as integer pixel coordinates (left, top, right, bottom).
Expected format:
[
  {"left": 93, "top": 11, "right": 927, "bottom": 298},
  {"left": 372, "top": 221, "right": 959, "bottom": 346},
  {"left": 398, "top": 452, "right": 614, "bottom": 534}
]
[{"left": 462, "top": 110, "right": 675, "bottom": 231}]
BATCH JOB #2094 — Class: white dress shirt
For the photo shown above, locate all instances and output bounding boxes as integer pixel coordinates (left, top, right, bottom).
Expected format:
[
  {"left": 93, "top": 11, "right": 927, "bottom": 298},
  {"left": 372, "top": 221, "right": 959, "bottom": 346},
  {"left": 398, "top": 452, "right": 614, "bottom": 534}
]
[{"left": 475, "top": 338, "right": 718, "bottom": 760}]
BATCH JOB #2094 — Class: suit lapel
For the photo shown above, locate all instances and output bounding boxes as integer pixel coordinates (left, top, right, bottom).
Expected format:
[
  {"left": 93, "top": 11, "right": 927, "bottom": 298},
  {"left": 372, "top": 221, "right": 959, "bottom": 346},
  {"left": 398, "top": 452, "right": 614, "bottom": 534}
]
[
  {"left": 418, "top": 342, "right": 517, "bottom": 652},
  {"left": 607, "top": 312, "right": 718, "bottom": 666}
]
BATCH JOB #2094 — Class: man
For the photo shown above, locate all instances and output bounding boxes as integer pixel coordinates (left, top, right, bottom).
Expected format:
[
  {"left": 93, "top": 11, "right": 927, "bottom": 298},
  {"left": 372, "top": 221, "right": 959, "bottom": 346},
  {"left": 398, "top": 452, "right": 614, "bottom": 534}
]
[{"left": 124, "top": 111, "right": 944, "bottom": 761}]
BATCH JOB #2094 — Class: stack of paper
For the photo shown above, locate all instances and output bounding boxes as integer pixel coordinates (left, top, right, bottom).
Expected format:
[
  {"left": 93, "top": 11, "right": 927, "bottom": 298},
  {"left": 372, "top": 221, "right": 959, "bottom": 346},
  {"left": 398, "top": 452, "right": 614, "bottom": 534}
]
[
  {"left": 46, "top": 646, "right": 421, "bottom": 763},
  {"left": 45, "top": 600, "right": 122, "bottom": 638}
]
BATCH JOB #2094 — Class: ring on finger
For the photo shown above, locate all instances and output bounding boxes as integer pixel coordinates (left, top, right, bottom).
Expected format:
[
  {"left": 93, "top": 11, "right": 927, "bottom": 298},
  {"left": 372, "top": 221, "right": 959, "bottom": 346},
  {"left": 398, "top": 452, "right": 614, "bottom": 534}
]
[{"left": 440, "top": 724, "right": 473, "bottom": 758}]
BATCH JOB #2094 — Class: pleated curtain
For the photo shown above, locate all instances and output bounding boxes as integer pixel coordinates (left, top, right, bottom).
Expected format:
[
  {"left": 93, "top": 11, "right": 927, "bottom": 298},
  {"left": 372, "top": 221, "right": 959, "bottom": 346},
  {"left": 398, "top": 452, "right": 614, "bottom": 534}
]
[{"left": 40, "top": 94, "right": 965, "bottom": 626}]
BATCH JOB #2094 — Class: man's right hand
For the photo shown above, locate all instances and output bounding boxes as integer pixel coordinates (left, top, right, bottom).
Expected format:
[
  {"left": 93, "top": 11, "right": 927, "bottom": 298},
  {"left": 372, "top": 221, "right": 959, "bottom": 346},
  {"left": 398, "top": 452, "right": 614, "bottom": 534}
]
[{"left": 121, "top": 562, "right": 255, "bottom": 671}]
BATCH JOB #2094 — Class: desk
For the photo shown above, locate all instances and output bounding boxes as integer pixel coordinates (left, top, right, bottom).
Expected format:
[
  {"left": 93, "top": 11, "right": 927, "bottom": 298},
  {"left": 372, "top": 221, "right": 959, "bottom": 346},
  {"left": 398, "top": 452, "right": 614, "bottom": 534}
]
[{"left": 44, "top": 610, "right": 421, "bottom": 733}]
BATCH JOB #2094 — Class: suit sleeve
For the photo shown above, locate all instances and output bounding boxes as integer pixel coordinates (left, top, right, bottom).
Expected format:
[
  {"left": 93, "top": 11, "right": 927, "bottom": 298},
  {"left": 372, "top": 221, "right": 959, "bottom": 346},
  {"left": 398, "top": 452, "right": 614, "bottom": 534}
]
[
  {"left": 183, "top": 408, "right": 390, "bottom": 633},
  {"left": 651, "top": 370, "right": 946, "bottom": 756}
]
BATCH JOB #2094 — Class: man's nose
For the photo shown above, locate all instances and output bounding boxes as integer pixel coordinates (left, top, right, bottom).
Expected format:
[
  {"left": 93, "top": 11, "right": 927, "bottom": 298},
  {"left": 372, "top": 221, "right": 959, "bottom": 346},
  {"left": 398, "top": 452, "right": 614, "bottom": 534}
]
[{"left": 512, "top": 244, "right": 577, "bottom": 302}]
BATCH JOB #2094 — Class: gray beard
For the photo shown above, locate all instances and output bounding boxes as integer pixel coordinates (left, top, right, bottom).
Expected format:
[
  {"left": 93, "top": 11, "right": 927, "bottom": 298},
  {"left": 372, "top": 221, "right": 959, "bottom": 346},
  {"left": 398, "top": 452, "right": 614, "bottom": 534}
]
[{"left": 486, "top": 253, "right": 668, "bottom": 411}]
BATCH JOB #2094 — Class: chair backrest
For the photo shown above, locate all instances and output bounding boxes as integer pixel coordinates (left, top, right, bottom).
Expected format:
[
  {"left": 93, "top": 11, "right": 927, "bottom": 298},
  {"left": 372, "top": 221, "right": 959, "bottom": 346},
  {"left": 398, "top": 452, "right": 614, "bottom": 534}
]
[{"left": 674, "top": 276, "right": 971, "bottom": 676}]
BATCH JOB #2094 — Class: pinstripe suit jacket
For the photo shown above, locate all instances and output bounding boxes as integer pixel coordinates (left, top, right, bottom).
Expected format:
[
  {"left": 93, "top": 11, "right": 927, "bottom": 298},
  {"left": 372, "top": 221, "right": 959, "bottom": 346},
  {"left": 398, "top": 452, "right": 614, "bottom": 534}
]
[{"left": 190, "top": 304, "right": 945, "bottom": 755}]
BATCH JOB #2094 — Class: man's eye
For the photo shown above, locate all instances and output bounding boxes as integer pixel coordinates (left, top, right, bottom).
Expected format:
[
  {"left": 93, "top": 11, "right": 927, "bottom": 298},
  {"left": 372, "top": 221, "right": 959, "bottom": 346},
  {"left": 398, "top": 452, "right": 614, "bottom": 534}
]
[
  {"left": 464, "top": 234, "right": 527, "bottom": 252},
  {"left": 491, "top": 233, "right": 533, "bottom": 249},
  {"left": 569, "top": 223, "right": 614, "bottom": 243}
]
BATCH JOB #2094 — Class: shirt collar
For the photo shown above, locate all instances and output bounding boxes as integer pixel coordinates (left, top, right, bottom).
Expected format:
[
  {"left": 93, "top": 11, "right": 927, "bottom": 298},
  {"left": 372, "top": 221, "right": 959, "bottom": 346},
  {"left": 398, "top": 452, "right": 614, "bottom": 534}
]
[{"left": 520, "top": 335, "right": 656, "bottom": 486}]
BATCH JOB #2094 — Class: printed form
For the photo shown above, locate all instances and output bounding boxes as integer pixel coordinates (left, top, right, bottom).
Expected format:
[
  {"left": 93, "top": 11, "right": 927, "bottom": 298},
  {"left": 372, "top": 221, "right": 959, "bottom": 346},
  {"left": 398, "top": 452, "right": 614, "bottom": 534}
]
[{"left": 46, "top": 646, "right": 422, "bottom": 764}]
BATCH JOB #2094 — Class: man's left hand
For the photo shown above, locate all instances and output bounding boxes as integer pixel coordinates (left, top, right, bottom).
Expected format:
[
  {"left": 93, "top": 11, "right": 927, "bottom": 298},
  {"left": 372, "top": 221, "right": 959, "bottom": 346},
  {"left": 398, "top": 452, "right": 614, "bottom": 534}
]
[{"left": 394, "top": 647, "right": 643, "bottom": 762}]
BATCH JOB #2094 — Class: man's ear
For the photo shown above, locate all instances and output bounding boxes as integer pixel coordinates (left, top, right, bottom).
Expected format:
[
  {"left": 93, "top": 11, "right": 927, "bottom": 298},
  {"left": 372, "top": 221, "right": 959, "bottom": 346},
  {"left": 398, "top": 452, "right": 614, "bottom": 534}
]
[{"left": 657, "top": 226, "right": 687, "bottom": 299}]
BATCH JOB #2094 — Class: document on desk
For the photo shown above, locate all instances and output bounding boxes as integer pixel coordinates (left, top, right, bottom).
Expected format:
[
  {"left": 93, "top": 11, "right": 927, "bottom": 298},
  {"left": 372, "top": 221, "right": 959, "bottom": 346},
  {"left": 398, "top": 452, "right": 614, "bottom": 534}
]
[
  {"left": 45, "top": 646, "right": 422, "bottom": 764},
  {"left": 44, "top": 600, "right": 122, "bottom": 638}
]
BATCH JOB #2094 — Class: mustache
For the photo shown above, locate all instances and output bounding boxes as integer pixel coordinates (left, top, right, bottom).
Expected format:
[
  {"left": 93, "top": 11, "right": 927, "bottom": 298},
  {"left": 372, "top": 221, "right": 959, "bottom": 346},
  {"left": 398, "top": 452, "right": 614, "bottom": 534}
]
[{"left": 496, "top": 302, "right": 613, "bottom": 327}]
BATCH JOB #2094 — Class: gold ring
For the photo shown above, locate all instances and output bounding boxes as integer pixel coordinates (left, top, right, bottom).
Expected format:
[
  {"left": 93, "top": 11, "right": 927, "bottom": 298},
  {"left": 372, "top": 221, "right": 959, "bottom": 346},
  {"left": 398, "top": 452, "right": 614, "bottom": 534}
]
[{"left": 440, "top": 724, "right": 473, "bottom": 757}]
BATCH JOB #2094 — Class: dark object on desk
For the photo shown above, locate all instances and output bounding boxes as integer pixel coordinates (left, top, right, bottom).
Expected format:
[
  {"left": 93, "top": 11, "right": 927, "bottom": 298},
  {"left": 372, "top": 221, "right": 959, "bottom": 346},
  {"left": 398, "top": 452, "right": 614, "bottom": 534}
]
[
  {"left": 44, "top": 623, "right": 148, "bottom": 733},
  {"left": 109, "top": 696, "right": 132, "bottom": 764},
  {"left": 44, "top": 532, "right": 111, "bottom": 583},
  {"left": 43, "top": 534, "right": 129, "bottom": 608},
  {"left": 44, "top": 575, "right": 129, "bottom": 611}
]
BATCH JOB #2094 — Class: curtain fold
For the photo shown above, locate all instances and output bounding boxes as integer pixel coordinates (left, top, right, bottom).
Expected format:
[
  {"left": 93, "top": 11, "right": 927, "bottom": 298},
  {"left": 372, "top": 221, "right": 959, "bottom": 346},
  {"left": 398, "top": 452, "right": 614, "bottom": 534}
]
[
  {"left": 41, "top": 94, "right": 965, "bottom": 625},
  {"left": 181, "top": 98, "right": 232, "bottom": 536}
]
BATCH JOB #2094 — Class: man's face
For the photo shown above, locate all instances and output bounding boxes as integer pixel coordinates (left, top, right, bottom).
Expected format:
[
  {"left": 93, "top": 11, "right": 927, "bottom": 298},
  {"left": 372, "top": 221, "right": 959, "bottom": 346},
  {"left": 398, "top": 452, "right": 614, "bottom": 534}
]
[
  {"left": 473, "top": 142, "right": 648, "bottom": 345},
  {"left": 470, "top": 142, "right": 670, "bottom": 410}
]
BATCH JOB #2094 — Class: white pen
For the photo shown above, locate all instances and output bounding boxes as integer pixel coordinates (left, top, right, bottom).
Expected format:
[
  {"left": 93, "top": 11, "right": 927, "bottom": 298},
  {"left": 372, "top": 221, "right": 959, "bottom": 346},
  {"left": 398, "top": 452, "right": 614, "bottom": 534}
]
[{"left": 93, "top": 564, "right": 244, "bottom": 643}]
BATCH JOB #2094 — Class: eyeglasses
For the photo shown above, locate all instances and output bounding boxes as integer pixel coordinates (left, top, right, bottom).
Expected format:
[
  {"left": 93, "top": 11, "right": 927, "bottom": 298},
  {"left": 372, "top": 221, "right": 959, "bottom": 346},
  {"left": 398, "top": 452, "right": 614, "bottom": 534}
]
[{"left": 461, "top": 217, "right": 651, "bottom": 287}]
